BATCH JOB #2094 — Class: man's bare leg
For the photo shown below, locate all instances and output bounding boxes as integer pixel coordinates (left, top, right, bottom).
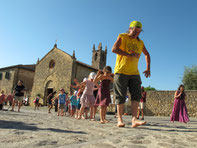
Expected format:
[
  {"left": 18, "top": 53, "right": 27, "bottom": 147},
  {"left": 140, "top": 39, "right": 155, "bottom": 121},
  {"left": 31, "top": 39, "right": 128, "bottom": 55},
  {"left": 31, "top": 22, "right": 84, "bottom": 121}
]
[
  {"left": 117, "top": 104, "right": 125, "bottom": 127},
  {"left": 18, "top": 102, "right": 22, "bottom": 112},
  {"left": 131, "top": 101, "right": 146, "bottom": 128},
  {"left": 11, "top": 100, "right": 15, "bottom": 111}
]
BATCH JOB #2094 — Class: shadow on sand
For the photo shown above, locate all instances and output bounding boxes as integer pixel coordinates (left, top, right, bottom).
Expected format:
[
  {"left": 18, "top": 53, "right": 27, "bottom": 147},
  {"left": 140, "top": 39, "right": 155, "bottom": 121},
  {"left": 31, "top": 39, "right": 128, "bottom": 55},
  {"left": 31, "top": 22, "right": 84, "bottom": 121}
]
[
  {"left": 0, "top": 120, "right": 87, "bottom": 134},
  {"left": 136, "top": 122, "right": 197, "bottom": 133}
]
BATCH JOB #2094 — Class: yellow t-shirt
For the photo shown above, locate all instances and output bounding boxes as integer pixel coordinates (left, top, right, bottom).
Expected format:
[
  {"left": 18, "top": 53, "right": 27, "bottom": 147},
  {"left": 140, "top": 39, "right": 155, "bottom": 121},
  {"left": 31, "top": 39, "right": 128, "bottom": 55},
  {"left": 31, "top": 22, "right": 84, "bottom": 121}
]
[{"left": 114, "top": 33, "right": 144, "bottom": 75}]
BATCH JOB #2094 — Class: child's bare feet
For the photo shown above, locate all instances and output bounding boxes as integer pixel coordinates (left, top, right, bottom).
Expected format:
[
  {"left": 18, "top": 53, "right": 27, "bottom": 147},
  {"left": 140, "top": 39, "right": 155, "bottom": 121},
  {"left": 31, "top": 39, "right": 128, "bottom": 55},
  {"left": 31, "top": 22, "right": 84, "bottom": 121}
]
[
  {"left": 100, "top": 120, "right": 105, "bottom": 124},
  {"left": 104, "top": 119, "right": 110, "bottom": 123},
  {"left": 131, "top": 119, "right": 146, "bottom": 128},
  {"left": 117, "top": 122, "right": 125, "bottom": 127}
]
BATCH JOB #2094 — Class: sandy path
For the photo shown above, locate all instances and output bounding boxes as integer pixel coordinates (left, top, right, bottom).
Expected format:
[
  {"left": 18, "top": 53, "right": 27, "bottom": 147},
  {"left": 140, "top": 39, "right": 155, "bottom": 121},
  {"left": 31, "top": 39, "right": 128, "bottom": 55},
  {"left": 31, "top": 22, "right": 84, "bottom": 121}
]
[{"left": 0, "top": 106, "right": 197, "bottom": 148}]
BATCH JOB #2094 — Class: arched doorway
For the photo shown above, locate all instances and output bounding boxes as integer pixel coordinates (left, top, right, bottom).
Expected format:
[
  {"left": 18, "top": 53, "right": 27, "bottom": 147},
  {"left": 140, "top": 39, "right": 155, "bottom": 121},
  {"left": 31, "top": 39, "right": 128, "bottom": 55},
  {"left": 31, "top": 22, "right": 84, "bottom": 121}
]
[{"left": 44, "top": 80, "right": 54, "bottom": 106}]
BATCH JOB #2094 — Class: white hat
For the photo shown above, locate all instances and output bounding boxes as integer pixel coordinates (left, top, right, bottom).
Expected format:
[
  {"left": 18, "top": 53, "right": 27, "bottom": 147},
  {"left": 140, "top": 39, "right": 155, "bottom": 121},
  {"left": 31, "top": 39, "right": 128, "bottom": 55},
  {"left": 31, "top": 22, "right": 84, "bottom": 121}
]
[
  {"left": 83, "top": 78, "right": 88, "bottom": 82},
  {"left": 74, "top": 90, "right": 78, "bottom": 96},
  {"left": 89, "top": 72, "right": 96, "bottom": 79}
]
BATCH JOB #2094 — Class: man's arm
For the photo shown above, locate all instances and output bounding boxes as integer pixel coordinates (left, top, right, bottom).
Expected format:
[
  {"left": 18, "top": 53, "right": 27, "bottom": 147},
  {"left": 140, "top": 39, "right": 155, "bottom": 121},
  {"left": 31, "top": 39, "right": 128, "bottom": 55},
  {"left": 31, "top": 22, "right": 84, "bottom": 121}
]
[
  {"left": 142, "top": 45, "right": 151, "bottom": 78},
  {"left": 112, "top": 37, "right": 140, "bottom": 58}
]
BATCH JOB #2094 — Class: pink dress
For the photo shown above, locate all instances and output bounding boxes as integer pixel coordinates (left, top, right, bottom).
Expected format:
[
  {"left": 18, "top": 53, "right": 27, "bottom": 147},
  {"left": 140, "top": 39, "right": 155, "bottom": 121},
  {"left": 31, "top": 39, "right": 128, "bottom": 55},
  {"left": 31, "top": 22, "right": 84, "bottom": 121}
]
[
  {"left": 80, "top": 80, "right": 95, "bottom": 107},
  {"left": 170, "top": 91, "right": 189, "bottom": 123}
]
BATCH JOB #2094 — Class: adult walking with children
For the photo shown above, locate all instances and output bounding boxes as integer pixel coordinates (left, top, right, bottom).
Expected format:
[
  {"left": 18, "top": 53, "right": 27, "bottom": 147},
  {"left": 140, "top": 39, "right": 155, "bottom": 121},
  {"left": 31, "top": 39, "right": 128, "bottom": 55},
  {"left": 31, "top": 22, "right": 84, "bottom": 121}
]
[
  {"left": 11, "top": 80, "right": 25, "bottom": 112},
  {"left": 112, "top": 20, "right": 151, "bottom": 127}
]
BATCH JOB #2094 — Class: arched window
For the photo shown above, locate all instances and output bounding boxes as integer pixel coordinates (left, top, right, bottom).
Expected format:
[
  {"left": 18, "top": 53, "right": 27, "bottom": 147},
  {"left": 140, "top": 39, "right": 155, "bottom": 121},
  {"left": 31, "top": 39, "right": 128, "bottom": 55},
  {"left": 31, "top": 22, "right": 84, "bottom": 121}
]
[
  {"left": 49, "top": 60, "right": 55, "bottom": 69},
  {"left": 94, "top": 53, "right": 98, "bottom": 61},
  {"left": 102, "top": 54, "right": 105, "bottom": 61}
]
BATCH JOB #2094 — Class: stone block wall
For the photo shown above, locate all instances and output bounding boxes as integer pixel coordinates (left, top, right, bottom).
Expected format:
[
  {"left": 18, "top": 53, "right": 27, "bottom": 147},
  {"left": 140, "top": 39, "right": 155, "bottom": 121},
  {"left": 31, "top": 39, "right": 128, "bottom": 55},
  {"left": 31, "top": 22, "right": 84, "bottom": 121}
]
[
  {"left": 0, "top": 68, "right": 16, "bottom": 94},
  {"left": 144, "top": 91, "right": 197, "bottom": 118},
  {"left": 18, "top": 69, "right": 35, "bottom": 93},
  {"left": 74, "top": 64, "right": 97, "bottom": 83},
  {"left": 109, "top": 90, "right": 197, "bottom": 118}
]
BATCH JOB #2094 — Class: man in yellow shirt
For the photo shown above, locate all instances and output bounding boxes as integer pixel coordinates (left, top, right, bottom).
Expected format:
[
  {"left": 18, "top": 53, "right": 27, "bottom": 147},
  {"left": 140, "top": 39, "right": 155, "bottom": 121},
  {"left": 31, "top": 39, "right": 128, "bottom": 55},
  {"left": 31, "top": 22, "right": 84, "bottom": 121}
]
[{"left": 112, "top": 21, "right": 151, "bottom": 127}]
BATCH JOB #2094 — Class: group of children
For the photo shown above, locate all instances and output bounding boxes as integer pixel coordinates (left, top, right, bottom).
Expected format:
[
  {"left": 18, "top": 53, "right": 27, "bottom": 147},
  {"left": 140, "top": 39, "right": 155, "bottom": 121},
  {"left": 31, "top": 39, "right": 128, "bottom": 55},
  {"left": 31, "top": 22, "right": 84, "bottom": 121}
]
[
  {"left": 48, "top": 66, "right": 114, "bottom": 124},
  {"left": 0, "top": 90, "right": 14, "bottom": 110}
]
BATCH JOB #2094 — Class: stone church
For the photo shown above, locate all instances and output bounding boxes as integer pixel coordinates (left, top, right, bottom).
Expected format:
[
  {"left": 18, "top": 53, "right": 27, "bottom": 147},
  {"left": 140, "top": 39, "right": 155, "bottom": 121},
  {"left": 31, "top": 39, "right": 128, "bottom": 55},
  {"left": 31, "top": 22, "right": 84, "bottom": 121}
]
[{"left": 31, "top": 43, "right": 107, "bottom": 106}]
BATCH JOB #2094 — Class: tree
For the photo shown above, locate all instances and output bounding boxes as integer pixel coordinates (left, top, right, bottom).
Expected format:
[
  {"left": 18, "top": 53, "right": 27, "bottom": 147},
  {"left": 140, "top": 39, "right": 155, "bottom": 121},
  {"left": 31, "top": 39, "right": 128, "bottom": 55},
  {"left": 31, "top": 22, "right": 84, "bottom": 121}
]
[
  {"left": 182, "top": 65, "right": 197, "bottom": 90},
  {"left": 144, "top": 86, "right": 156, "bottom": 91}
]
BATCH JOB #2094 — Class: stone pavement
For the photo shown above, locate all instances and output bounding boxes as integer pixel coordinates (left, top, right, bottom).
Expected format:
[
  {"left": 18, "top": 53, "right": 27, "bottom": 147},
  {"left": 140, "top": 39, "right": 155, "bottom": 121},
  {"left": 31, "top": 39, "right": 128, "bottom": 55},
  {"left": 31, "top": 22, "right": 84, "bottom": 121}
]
[{"left": 0, "top": 106, "right": 197, "bottom": 148}]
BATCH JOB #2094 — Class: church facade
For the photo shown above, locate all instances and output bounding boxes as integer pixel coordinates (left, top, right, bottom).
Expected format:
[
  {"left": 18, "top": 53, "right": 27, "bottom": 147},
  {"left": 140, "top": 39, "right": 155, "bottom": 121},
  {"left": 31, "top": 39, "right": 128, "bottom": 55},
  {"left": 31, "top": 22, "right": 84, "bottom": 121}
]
[{"left": 30, "top": 43, "right": 107, "bottom": 106}]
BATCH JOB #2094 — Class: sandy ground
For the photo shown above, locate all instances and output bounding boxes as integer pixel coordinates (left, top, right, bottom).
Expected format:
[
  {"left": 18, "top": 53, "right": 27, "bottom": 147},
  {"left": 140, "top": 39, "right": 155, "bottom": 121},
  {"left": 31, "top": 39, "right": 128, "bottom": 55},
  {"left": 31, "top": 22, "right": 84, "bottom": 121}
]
[{"left": 0, "top": 106, "right": 197, "bottom": 148}]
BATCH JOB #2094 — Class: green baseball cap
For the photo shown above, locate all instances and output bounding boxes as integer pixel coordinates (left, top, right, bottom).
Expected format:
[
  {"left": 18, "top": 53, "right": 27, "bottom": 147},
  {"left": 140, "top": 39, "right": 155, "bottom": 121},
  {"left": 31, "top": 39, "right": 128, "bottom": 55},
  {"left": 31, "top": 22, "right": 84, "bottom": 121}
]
[{"left": 130, "top": 21, "right": 142, "bottom": 28}]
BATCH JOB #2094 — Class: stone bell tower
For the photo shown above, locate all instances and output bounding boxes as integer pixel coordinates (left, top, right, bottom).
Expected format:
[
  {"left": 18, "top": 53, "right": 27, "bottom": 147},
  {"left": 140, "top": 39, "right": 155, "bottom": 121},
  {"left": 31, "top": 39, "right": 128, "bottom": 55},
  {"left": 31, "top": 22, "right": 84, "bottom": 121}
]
[{"left": 92, "top": 43, "right": 107, "bottom": 70}]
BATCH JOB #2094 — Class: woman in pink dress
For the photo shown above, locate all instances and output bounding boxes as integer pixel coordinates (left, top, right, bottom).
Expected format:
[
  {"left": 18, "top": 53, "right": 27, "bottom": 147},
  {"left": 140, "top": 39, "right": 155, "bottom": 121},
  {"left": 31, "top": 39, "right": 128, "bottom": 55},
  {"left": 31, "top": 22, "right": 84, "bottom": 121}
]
[{"left": 170, "top": 85, "right": 189, "bottom": 123}]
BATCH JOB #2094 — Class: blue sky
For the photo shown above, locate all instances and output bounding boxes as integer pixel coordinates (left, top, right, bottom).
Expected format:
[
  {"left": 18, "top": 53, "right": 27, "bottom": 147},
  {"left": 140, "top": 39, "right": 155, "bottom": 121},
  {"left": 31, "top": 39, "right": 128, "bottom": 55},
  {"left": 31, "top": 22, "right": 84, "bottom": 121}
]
[{"left": 0, "top": 0, "right": 196, "bottom": 90}]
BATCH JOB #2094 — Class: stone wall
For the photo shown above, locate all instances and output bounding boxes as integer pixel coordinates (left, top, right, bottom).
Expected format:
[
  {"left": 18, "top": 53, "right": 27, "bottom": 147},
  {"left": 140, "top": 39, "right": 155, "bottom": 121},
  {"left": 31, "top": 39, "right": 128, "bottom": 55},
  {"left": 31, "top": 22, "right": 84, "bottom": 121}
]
[
  {"left": 31, "top": 48, "right": 73, "bottom": 106},
  {"left": 0, "top": 68, "right": 34, "bottom": 95},
  {"left": 108, "top": 90, "right": 197, "bottom": 118},
  {"left": 144, "top": 91, "right": 197, "bottom": 118},
  {"left": 0, "top": 68, "right": 16, "bottom": 94},
  {"left": 18, "top": 69, "right": 35, "bottom": 94},
  {"left": 74, "top": 63, "right": 97, "bottom": 83}
]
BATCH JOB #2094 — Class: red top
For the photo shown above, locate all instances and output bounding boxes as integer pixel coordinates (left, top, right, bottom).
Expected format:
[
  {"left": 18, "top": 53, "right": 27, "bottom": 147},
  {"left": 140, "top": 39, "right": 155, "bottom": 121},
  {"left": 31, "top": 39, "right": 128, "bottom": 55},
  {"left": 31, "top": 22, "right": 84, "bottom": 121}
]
[
  {"left": 140, "top": 91, "right": 146, "bottom": 102},
  {"left": 0, "top": 94, "right": 6, "bottom": 104},
  {"left": 6, "top": 95, "right": 14, "bottom": 102}
]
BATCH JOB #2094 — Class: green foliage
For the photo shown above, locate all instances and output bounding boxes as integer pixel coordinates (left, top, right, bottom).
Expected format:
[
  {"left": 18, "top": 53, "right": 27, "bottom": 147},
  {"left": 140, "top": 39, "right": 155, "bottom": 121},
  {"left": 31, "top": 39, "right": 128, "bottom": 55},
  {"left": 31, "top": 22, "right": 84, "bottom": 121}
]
[
  {"left": 144, "top": 86, "right": 156, "bottom": 91},
  {"left": 182, "top": 65, "right": 197, "bottom": 90}
]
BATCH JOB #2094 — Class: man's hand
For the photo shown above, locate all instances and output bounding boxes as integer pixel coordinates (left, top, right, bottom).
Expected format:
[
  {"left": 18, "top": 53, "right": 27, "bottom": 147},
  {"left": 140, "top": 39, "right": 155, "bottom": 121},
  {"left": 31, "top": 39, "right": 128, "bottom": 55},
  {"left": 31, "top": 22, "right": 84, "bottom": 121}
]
[
  {"left": 143, "top": 70, "right": 151, "bottom": 78},
  {"left": 130, "top": 53, "right": 140, "bottom": 58}
]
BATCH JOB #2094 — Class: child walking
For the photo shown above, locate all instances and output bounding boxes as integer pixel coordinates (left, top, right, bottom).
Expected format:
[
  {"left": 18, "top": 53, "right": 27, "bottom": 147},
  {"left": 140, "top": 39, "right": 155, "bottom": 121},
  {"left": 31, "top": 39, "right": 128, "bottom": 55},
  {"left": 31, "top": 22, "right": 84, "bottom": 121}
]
[
  {"left": 64, "top": 93, "right": 68, "bottom": 115},
  {"left": 6, "top": 94, "right": 14, "bottom": 110},
  {"left": 47, "top": 91, "right": 56, "bottom": 113},
  {"left": 76, "top": 86, "right": 85, "bottom": 119},
  {"left": 34, "top": 94, "right": 40, "bottom": 111},
  {"left": 78, "top": 72, "right": 98, "bottom": 120},
  {"left": 94, "top": 66, "right": 114, "bottom": 124},
  {"left": 57, "top": 88, "right": 66, "bottom": 116},
  {"left": 0, "top": 91, "right": 6, "bottom": 110},
  {"left": 70, "top": 91, "right": 78, "bottom": 118}
]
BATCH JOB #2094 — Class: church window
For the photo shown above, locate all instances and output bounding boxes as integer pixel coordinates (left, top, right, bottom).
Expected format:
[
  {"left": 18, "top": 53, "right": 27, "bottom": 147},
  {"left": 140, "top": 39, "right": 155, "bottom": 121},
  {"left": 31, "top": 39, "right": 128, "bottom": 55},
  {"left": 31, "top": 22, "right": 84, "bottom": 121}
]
[
  {"left": 95, "top": 53, "right": 98, "bottom": 61},
  {"left": 49, "top": 60, "right": 55, "bottom": 69},
  {"left": 5, "top": 72, "right": 10, "bottom": 80},
  {"left": 0, "top": 73, "right": 2, "bottom": 80},
  {"left": 102, "top": 54, "right": 105, "bottom": 61}
]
